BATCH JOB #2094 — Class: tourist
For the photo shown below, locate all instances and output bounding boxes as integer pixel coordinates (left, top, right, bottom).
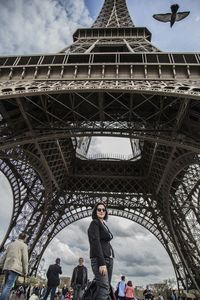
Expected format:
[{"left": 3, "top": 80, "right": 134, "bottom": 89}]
[
  {"left": 116, "top": 276, "right": 126, "bottom": 300},
  {"left": 171, "top": 290, "right": 178, "bottom": 300},
  {"left": 125, "top": 280, "right": 134, "bottom": 300},
  {"left": 65, "top": 290, "right": 71, "bottom": 300},
  {"left": 42, "top": 258, "right": 62, "bottom": 300},
  {"left": 88, "top": 202, "right": 114, "bottom": 300},
  {"left": 158, "top": 293, "right": 164, "bottom": 300},
  {"left": 32, "top": 283, "right": 40, "bottom": 297},
  {"left": 0, "top": 232, "right": 29, "bottom": 300},
  {"left": 143, "top": 285, "right": 153, "bottom": 300},
  {"left": 61, "top": 284, "right": 68, "bottom": 300},
  {"left": 39, "top": 285, "right": 46, "bottom": 300},
  {"left": 71, "top": 257, "right": 88, "bottom": 300}
]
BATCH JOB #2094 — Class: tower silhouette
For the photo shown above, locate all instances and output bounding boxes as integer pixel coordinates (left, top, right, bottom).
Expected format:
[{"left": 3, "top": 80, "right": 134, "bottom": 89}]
[{"left": 0, "top": 0, "right": 200, "bottom": 290}]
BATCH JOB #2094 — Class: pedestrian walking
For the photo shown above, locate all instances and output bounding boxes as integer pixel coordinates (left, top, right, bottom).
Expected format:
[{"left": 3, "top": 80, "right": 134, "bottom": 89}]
[
  {"left": 143, "top": 285, "right": 153, "bottom": 300},
  {"left": 42, "top": 258, "right": 62, "bottom": 300},
  {"left": 116, "top": 276, "right": 126, "bottom": 300},
  {"left": 88, "top": 202, "right": 114, "bottom": 300},
  {"left": 65, "top": 291, "right": 71, "bottom": 300},
  {"left": 171, "top": 290, "right": 178, "bottom": 300},
  {"left": 61, "top": 285, "right": 68, "bottom": 300},
  {"left": 32, "top": 284, "right": 40, "bottom": 297},
  {"left": 158, "top": 294, "right": 164, "bottom": 300},
  {"left": 71, "top": 258, "right": 87, "bottom": 300},
  {"left": 125, "top": 280, "right": 134, "bottom": 300},
  {"left": 39, "top": 285, "right": 46, "bottom": 300},
  {"left": 0, "top": 232, "right": 29, "bottom": 300}
]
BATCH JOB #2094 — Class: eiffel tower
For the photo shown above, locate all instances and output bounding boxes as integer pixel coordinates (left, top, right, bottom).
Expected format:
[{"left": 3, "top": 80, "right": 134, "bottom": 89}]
[{"left": 0, "top": 0, "right": 200, "bottom": 290}]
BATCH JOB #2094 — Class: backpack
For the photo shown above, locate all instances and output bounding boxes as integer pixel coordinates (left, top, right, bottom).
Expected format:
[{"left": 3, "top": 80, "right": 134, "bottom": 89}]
[
  {"left": 82, "top": 280, "right": 116, "bottom": 300},
  {"left": 114, "top": 282, "right": 120, "bottom": 298}
]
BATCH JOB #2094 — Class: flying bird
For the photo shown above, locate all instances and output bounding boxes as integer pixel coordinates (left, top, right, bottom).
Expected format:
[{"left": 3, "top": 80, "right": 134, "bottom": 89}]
[{"left": 153, "top": 4, "right": 190, "bottom": 27}]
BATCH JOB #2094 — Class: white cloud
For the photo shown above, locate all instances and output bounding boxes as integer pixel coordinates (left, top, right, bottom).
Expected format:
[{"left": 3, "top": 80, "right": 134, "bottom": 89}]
[
  {"left": 0, "top": 173, "right": 13, "bottom": 242},
  {"left": 88, "top": 137, "right": 133, "bottom": 157},
  {"left": 0, "top": 0, "right": 93, "bottom": 55}
]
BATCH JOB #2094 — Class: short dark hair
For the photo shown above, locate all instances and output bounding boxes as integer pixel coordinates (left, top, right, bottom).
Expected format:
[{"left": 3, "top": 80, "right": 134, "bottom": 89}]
[
  {"left": 121, "top": 275, "right": 125, "bottom": 281},
  {"left": 18, "top": 232, "right": 28, "bottom": 240},
  {"left": 56, "top": 258, "right": 60, "bottom": 264},
  {"left": 92, "top": 202, "right": 108, "bottom": 221}
]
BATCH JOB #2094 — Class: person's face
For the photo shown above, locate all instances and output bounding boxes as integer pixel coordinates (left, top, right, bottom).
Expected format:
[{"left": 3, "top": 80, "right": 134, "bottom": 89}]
[
  {"left": 79, "top": 258, "right": 84, "bottom": 265},
  {"left": 96, "top": 205, "right": 106, "bottom": 220}
]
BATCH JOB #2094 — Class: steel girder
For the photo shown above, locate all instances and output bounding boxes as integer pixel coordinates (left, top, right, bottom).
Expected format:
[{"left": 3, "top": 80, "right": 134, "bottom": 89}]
[
  {"left": 0, "top": 0, "right": 200, "bottom": 292},
  {"left": 1, "top": 53, "right": 200, "bottom": 82},
  {"left": 0, "top": 83, "right": 200, "bottom": 290},
  {"left": 92, "top": 0, "right": 134, "bottom": 28},
  {"left": 162, "top": 153, "right": 200, "bottom": 289}
]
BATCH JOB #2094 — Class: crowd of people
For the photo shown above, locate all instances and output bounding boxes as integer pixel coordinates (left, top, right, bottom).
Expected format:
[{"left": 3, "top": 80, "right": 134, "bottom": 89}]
[
  {"left": 115, "top": 276, "right": 134, "bottom": 300},
  {"left": 0, "top": 203, "right": 177, "bottom": 300}
]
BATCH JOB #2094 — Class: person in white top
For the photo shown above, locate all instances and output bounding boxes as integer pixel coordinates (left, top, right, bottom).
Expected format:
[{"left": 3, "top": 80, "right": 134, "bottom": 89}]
[{"left": 116, "top": 275, "right": 126, "bottom": 300}]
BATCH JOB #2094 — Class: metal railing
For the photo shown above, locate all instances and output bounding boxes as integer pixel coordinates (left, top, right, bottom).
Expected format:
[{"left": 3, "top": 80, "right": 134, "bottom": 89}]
[{"left": 77, "top": 152, "right": 141, "bottom": 161}]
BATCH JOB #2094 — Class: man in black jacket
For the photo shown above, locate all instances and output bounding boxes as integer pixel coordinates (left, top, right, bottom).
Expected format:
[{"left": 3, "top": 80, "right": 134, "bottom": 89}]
[
  {"left": 71, "top": 257, "right": 88, "bottom": 300},
  {"left": 43, "top": 258, "right": 62, "bottom": 300}
]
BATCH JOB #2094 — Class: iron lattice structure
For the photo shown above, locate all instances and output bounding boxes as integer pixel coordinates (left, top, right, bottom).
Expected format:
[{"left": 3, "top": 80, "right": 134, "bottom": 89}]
[{"left": 0, "top": 0, "right": 200, "bottom": 290}]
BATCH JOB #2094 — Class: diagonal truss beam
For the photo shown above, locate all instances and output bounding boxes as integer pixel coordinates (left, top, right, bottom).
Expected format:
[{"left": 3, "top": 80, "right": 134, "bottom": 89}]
[{"left": 16, "top": 98, "right": 59, "bottom": 188}]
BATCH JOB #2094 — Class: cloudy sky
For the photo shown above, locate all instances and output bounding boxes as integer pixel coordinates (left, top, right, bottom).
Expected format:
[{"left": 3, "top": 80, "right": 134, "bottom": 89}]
[
  {"left": 0, "top": 0, "right": 200, "bottom": 55},
  {"left": 0, "top": 0, "right": 200, "bottom": 288}
]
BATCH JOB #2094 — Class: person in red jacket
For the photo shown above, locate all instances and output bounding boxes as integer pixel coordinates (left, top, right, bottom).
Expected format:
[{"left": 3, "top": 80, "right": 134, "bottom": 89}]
[
  {"left": 125, "top": 281, "right": 134, "bottom": 300},
  {"left": 65, "top": 291, "right": 71, "bottom": 300}
]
